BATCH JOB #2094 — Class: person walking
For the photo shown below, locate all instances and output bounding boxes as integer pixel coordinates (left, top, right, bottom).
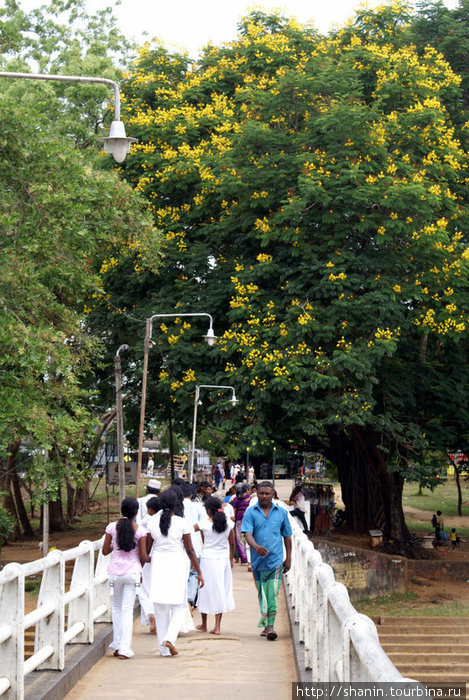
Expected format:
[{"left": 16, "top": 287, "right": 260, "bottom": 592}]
[
  {"left": 195, "top": 496, "right": 235, "bottom": 635},
  {"left": 181, "top": 482, "right": 204, "bottom": 611},
  {"left": 138, "top": 496, "right": 161, "bottom": 635},
  {"left": 288, "top": 483, "right": 309, "bottom": 534},
  {"left": 102, "top": 497, "right": 149, "bottom": 659},
  {"left": 241, "top": 481, "right": 292, "bottom": 641},
  {"left": 136, "top": 479, "right": 161, "bottom": 525},
  {"left": 232, "top": 483, "right": 251, "bottom": 565},
  {"left": 146, "top": 489, "right": 204, "bottom": 656}
]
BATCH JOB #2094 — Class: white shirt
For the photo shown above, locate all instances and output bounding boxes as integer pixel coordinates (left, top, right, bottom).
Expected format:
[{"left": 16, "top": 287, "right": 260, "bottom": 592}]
[
  {"left": 198, "top": 517, "right": 234, "bottom": 559},
  {"left": 293, "top": 493, "right": 307, "bottom": 513},
  {"left": 136, "top": 494, "right": 154, "bottom": 525},
  {"left": 183, "top": 498, "right": 204, "bottom": 557},
  {"left": 223, "top": 502, "right": 235, "bottom": 521},
  {"left": 147, "top": 511, "right": 191, "bottom": 552}
]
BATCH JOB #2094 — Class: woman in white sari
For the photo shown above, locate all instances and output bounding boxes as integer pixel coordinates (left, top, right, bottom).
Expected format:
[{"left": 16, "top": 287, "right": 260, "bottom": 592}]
[{"left": 146, "top": 489, "right": 204, "bottom": 656}]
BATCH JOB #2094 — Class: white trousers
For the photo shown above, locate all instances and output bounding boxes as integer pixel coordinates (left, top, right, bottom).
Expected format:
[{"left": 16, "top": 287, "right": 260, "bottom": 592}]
[
  {"left": 109, "top": 573, "right": 139, "bottom": 657},
  {"left": 138, "top": 563, "right": 154, "bottom": 625},
  {"left": 153, "top": 602, "right": 187, "bottom": 656}
]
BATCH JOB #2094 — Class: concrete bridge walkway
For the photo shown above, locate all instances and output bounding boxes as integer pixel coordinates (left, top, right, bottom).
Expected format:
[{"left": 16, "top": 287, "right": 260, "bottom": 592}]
[{"left": 65, "top": 561, "right": 297, "bottom": 700}]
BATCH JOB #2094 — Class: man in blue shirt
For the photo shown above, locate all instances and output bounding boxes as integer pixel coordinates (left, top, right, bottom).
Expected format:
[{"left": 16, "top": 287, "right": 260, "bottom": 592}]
[{"left": 241, "top": 481, "right": 292, "bottom": 641}]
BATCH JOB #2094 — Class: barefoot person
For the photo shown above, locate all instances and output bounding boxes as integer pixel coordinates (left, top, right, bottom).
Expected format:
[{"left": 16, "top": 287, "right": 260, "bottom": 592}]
[
  {"left": 195, "top": 496, "right": 235, "bottom": 635},
  {"left": 241, "top": 481, "right": 292, "bottom": 641},
  {"left": 139, "top": 496, "right": 161, "bottom": 635},
  {"left": 146, "top": 489, "right": 204, "bottom": 656}
]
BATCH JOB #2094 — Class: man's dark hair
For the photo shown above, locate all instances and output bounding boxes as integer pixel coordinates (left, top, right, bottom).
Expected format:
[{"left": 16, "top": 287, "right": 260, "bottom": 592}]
[
  {"left": 257, "top": 481, "right": 274, "bottom": 491},
  {"left": 147, "top": 485, "right": 161, "bottom": 495},
  {"left": 181, "top": 482, "right": 196, "bottom": 498},
  {"left": 172, "top": 477, "right": 186, "bottom": 487}
]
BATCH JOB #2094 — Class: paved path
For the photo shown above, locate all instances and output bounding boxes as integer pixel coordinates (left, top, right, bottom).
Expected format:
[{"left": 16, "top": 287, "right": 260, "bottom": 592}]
[{"left": 66, "top": 481, "right": 297, "bottom": 699}]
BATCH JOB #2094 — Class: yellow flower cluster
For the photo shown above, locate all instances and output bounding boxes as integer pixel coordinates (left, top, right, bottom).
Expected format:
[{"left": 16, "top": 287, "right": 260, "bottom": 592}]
[
  {"left": 182, "top": 368, "right": 196, "bottom": 382},
  {"left": 256, "top": 253, "right": 273, "bottom": 263}
]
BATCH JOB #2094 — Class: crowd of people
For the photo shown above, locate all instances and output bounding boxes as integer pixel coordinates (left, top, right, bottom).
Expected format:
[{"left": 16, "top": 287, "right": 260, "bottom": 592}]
[{"left": 102, "top": 473, "right": 293, "bottom": 659}]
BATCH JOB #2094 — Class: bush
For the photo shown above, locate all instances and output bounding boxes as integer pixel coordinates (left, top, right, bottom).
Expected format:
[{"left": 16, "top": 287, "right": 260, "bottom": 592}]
[{"left": 0, "top": 506, "right": 15, "bottom": 548}]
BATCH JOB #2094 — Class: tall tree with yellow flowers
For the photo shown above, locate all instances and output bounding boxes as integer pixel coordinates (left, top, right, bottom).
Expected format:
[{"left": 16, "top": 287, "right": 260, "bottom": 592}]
[{"left": 119, "top": 4, "right": 469, "bottom": 551}]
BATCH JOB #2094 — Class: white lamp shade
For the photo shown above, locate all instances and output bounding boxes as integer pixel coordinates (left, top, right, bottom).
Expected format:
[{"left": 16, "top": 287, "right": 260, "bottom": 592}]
[
  {"left": 203, "top": 326, "right": 217, "bottom": 346},
  {"left": 97, "top": 120, "right": 138, "bottom": 163}
]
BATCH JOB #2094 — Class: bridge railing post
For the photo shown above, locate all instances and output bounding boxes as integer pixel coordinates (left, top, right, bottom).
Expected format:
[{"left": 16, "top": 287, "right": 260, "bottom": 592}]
[
  {"left": 67, "top": 540, "right": 95, "bottom": 643},
  {"left": 94, "top": 539, "right": 112, "bottom": 623},
  {"left": 0, "top": 563, "right": 24, "bottom": 700},
  {"left": 34, "top": 549, "right": 65, "bottom": 669}
]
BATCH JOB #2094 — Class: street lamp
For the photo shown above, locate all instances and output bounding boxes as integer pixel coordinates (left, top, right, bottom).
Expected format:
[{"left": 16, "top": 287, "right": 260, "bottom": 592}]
[
  {"left": 0, "top": 71, "right": 136, "bottom": 556},
  {"left": 189, "top": 385, "right": 238, "bottom": 483},
  {"left": 136, "top": 312, "right": 217, "bottom": 495},
  {"left": 0, "top": 71, "right": 137, "bottom": 162},
  {"left": 115, "top": 344, "right": 129, "bottom": 504}
]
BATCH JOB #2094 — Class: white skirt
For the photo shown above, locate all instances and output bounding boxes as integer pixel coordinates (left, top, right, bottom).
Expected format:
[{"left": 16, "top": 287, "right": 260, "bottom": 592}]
[
  {"left": 150, "top": 550, "right": 188, "bottom": 605},
  {"left": 198, "top": 557, "right": 235, "bottom": 615}
]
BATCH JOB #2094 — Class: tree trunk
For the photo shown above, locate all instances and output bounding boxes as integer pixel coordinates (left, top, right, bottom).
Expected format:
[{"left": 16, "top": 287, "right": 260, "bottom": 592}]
[
  {"left": 329, "top": 429, "right": 410, "bottom": 549},
  {"left": 1, "top": 445, "right": 21, "bottom": 539},
  {"left": 454, "top": 470, "right": 462, "bottom": 517},
  {"left": 48, "top": 487, "right": 66, "bottom": 531},
  {"left": 10, "top": 469, "right": 34, "bottom": 537},
  {"left": 66, "top": 478, "right": 76, "bottom": 523},
  {"left": 74, "top": 484, "right": 90, "bottom": 516}
]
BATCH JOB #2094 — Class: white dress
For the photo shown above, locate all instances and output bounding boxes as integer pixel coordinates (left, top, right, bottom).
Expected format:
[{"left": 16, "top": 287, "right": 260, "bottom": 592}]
[
  {"left": 148, "top": 512, "right": 191, "bottom": 604},
  {"left": 197, "top": 517, "right": 235, "bottom": 615}
]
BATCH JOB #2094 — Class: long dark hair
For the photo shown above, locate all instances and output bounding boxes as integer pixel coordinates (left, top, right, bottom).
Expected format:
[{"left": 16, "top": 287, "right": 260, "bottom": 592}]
[
  {"left": 116, "top": 497, "right": 139, "bottom": 552},
  {"left": 204, "top": 496, "right": 228, "bottom": 533},
  {"left": 169, "top": 484, "right": 185, "bottom": 517},
  {"left": 159, "top": 489, "right": 178, "bottom": 536}
]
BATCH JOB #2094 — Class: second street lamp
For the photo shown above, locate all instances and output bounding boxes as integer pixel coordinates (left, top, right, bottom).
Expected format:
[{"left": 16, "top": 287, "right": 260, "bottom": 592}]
[
  {"left": 136, "top": 312, "right": 217, "bottom": 495},
  {"left": 189, "top": 385, "right": 238, "bottom": 483}
]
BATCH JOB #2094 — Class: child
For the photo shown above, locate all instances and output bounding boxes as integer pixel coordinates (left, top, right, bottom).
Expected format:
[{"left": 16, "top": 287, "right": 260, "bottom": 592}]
[
  {"left": 102, "top": 497, "right": 149, "bottom": 659},
  {"left": 139, "top": 496, "right": 161, "bottom": 634},
  {"left": 195, "top": 496, "right": 235, "bottom": 635},
  {"left": 451, "top": 528, "right": 460, "bottom": 548}
]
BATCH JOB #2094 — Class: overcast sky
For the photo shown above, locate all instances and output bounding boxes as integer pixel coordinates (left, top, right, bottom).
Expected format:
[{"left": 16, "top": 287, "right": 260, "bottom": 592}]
[{"left": 18, "top": 0, "right": 459, "bottom": 58}]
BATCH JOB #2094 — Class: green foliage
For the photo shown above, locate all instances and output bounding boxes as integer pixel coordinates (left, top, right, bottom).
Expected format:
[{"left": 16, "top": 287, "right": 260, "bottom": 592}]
[
  {"left": 0, "top": 0, "right": 135, "bottom": 155},
  {"left": 0, "top": 500, "right": 15, "bottom": 546},
  {"left": 118, "top": 4, "right": 469, "bottom": 474},
  {"left": 0, "top": 94, "right": 157, "bottom": 497}
]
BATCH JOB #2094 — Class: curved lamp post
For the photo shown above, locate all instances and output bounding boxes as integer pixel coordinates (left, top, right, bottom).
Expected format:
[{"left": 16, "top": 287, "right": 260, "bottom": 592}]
[
  {"left": 0, "top": 71, "right": 137, "bottom": 162},
  {"left": 189, "top": 384, "right": 238, "bottom": 483},
  {"left": 0, "top": 71, "right": 136, "bottom": 556},
  {"left": 115, "top": 344, "right": 129, "bottom": 503},
  {"left": 136, "top": 313, "right": 217, "bottom": 495}
]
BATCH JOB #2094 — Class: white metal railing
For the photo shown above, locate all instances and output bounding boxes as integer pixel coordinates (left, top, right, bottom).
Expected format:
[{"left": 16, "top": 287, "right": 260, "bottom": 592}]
[
  {"left": 286, "top": 517, "right": 418, "bottom": 683},
  {"left": 0, "top": 521, "right": 419, "bottom": 696},
  {"left": 0, "top": 537, "right": 111, "bottom": 700}
]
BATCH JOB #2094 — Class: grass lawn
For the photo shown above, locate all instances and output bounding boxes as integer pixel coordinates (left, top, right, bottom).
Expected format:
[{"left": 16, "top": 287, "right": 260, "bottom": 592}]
[
  {"left": 402, "top": 478, "right": 469, "bottom": 516},
  {"left": 353, "top": 592, "right": 469, "bottom": 618}
]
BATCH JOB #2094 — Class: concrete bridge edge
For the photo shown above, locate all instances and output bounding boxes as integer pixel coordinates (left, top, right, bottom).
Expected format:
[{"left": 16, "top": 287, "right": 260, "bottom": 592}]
[
  {"left": 24, "top": 623, "right": 113, "bottom": 700},
  {"left": 282, "top": 580, "right": 312, "bottom": 684}
]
